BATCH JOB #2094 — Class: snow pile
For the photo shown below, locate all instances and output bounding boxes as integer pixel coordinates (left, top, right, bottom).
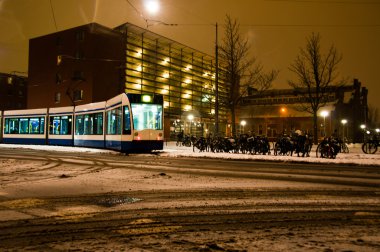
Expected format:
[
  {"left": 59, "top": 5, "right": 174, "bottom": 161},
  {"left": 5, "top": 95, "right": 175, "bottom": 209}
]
[{"left": 160, "top": 142, "right": 380, "bottom": 166}]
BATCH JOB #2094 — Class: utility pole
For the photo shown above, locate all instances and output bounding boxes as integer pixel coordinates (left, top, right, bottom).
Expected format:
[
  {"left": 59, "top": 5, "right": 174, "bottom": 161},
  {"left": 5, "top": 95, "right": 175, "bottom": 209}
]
[{"left": 215, "top": 22, "right": 219, "bottom": 135}]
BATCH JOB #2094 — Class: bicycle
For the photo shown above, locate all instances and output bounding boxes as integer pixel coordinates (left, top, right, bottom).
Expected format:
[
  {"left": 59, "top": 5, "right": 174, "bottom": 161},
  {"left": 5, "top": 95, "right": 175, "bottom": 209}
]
[
  {"left": 362, "top": 139, "right": 379, "bottom": 154},
  {"left": 316, "top": 137, "right": 340, "bottom": 159},
  {"left": 362, "top": 131, "right": 380, "bottom": 154}
]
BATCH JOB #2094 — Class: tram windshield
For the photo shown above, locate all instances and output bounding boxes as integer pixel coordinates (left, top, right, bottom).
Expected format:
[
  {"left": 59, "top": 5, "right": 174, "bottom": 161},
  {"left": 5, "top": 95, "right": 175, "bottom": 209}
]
[{"left": 131, "top": 103, "right": 163, "bottom": 130}]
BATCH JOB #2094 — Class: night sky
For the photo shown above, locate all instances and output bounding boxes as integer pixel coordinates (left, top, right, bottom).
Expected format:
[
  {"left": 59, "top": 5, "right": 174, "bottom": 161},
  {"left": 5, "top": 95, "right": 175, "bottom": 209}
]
[{"left": 1, "top": 0, "right": 379, "bottom": 111}]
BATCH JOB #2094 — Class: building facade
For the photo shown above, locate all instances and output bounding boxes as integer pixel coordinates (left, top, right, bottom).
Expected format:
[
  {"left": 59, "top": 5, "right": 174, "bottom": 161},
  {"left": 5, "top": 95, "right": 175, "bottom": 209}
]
[
  {"left": 0, "top": 72, "right": 27, "bottom": 111},
  {"left": 27, "top": 22, "right": 228, "bottom": 139},
  {"left": 240, "top": 79, "right": 369, "bottom": 143}
]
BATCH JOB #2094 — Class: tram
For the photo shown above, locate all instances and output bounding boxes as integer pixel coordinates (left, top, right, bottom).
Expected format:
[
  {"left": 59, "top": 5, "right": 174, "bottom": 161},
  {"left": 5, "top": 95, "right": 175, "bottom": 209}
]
[{"left": 0, "top": 93, "right": 164, "bottom": 152}]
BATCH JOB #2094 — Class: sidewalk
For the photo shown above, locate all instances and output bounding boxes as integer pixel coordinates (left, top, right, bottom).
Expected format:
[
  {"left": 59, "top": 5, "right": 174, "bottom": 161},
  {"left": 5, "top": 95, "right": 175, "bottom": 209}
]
[{"left": 160, "top": 142, "right": 380, "bottom": 166}]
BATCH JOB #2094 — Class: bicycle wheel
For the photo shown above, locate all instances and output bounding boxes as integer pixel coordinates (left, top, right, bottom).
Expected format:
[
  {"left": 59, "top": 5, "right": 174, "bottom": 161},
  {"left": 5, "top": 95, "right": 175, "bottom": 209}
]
[
  {"left": 362, "top": 141, "right": 378, "bottom": 154},
  {"left": 316, "top": 143, "right": 322, "bottom": 158}
]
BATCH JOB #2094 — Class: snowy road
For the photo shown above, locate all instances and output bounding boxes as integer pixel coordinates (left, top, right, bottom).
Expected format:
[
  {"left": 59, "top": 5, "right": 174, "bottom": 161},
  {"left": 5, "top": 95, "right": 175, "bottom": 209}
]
[{"left": 0, "top": 144, "right": 379, "bottom": 251}]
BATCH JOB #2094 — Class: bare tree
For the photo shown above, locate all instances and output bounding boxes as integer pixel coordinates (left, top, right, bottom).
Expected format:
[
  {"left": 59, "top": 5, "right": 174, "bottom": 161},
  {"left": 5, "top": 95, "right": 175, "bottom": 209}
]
[
  {"left": 220, "top": 15, "right": 278, "bottom": 136},
  {"left": 368, "top": 104, "right": 379, "bottom": 128},
  {"left": 288, "top": 32, "right": 342, "bottom": 144}
]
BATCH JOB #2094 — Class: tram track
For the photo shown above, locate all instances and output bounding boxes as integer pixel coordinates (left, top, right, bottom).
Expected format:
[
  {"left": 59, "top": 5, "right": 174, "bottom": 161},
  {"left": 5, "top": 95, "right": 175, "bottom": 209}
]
[{"left": 0, "top": 148, "right": 380, "bottom": 250}]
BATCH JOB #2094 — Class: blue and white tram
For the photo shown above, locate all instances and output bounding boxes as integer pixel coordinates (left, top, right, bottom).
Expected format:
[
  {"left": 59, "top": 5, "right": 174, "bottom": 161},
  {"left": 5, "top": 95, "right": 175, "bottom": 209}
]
[
  {"left": 2, "top": 108, "right": 47, "bottom": 145},
  {"left": 48, "top": 106, "right": 74, "bottom": 146},
  {"left": 0, "top": 92, "right": 164, "bottom": 152}
]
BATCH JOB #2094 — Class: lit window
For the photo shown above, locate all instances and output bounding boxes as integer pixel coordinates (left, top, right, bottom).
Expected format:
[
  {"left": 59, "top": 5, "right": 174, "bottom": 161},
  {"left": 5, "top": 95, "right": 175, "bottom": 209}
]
[
  {"left": 162, "top": 58, "right": 170, "bottom": 64},
  {"left": 73, "top": 90, "right": 83, "bottom": 101},
  {"left": 184, "top": 65, "right": 192, "bottom": 71},
  {"left": 162, "top": 72, "right": 169, "bottom": 78}
]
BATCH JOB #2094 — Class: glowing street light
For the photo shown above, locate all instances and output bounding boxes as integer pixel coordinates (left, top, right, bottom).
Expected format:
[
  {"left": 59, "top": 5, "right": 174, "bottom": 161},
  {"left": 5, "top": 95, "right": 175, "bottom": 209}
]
[
  {"left": 320, "top": 110, "right": 329, "bottom": 136},
  {"left": 144, "top": 0, "right": 160, "bottom": 15},
  {"left": 240, "top": 120, "right": 246, "bottom": 134},
  {"left": 341, "top": 119, "right": 347, "bottom": 139},
  {"left": 360, "top": 124, "right": 366, "bottom": 143}
]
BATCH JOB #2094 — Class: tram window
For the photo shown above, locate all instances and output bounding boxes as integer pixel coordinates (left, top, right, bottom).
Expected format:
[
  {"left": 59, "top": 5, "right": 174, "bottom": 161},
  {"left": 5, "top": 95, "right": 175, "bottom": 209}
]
[
  {"left": 107, "top": 107, "right": 122, "bottom": 135},
  {"left": 5, "top": 118, "right": 19, "bottom": 134},
  {"left": 29, "top": 118, "right": 40, "bottom": 134},
  {"left": 50, "top": 116, "right": 72, "bottom": 135},
  {"left": 81, "top": 112, "right": 103, "bottom": 135},
  {"left": 61, "top": 116, "right": 72, "bottom": 135},
  {"left": 75, "top": 115, "right": 84, "bottom": 135},
  {"left": 123, "top": 106, "right": 131, "bottom": 135},
  {"left": 50, "top": 117, "right": 60, "bottom": 134},
  {"left": 84, "top": 114, "right": 92, "bottom": 134},
  {"left": 19, "top": 118, "right": 29, "bottom": 134},
  {"left": 94, "top": 113, "right": 103, "bottom": 135},
  {"left": 40, "top": 117, "right": 45, "bottom": 134},
  {"left": 131, "top": 104, "right": 163, "bottom": 130}
]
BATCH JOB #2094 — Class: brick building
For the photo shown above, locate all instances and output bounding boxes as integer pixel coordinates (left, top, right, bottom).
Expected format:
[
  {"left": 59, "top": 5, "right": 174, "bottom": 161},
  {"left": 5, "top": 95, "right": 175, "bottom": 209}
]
[
  {"left": 0, "top": 72, "right": 27, "bottom": 110},
  {"left": 240, "top": 79, "right": 368, "bottom": 143}
]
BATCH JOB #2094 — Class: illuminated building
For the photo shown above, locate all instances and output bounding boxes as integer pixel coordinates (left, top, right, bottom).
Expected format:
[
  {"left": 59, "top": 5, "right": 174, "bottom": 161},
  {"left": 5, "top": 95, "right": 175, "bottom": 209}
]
[{"left": 27, "top": 23, "right": 228, "bottom": 139}]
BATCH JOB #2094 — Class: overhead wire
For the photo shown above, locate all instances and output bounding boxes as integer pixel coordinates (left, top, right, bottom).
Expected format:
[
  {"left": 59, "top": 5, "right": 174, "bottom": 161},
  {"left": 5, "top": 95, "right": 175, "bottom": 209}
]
[{"left": 49, "top": 0, "right": 58, "bottom": 31}]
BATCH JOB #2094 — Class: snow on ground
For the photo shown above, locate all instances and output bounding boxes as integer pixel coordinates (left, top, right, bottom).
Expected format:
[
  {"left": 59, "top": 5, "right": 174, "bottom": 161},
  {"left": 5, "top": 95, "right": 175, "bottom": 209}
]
[{"left": 1, "top": 142, "right": 380, "bottom": 166}]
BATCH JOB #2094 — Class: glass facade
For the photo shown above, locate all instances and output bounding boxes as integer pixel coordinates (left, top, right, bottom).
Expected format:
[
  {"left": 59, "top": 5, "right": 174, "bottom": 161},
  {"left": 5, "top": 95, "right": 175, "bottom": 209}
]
[{"left": 115, "top": 24, "right": 229, "bottom": 138}]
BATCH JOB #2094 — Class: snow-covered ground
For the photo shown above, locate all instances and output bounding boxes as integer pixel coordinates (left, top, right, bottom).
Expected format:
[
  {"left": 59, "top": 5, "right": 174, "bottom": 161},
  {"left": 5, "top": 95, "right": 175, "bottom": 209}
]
[{"left": 1, "top": 142, "right": 379, "bottom": 166}]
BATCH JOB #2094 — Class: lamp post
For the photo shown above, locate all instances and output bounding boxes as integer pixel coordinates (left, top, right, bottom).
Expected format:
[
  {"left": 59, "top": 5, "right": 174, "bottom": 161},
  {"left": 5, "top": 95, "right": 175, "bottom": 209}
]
[
  {"left": 320, "top": 111, "right": 329, "bottom": 137},
  {"left": 341, "top": 119, "right": 347, "bottom": 140},
  {"left": 280, "top": 107, "right": 286, "bottom": 133},
  {"left": 360, "top": 124, "right": 366, "bottom": 143},
  {"left": 240, "top": 120, "right": 246, "bottom": 134}
]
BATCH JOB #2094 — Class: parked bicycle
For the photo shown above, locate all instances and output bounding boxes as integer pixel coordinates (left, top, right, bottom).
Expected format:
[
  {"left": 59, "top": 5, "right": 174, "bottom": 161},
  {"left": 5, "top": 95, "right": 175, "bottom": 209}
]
[
  {"left": 362, "top": 131, "right": 379, "bottom": 154},
  {"left": 316, "top": 137, "right": 340, "bottom": 159}
]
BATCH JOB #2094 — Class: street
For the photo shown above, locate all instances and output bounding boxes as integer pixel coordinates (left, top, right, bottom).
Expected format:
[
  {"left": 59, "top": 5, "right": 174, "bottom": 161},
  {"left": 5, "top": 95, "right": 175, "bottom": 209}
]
[{"left": 0, "top": 147, "right": 380, "bottom": 251}]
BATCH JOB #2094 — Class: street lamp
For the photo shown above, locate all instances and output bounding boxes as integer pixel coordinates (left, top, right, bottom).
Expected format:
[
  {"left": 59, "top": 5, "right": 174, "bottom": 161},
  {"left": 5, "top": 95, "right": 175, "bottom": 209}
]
[
  {"left": 144, "top": 0, "right": 160, "bottom": 15},
  {"left": 320, "top": 111, "right": 329, "bottom": 137},
  {"left": 360, "top": 124, "right": 366, "bottom": 143},
  {"left": 280, "top": 107, "right": 287, "bottom": 133},
  {"left": 240, "top": 120, "right": 246, "bottom": 134},
  {"left": 341, "top": 119, "right": 347, "bottom": 140}
]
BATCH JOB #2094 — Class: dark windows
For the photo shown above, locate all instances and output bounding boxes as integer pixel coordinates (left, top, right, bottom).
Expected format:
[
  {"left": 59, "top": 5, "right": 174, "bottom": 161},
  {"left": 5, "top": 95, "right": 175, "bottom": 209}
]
[
  {"left": 123, "top": 106, "right": 131, "bottom": 135},
  {"left": 55, "top": 92, "right": 61, "bottom": 103},
  {"left": 56, "top": 73, "right": 62, "bottom": 84},
  {"left": 73, "top": 90, "right": 83, "bottom": 102},
  {"left": 72, "top": 71, "right": 85, "bottom": 81}
]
